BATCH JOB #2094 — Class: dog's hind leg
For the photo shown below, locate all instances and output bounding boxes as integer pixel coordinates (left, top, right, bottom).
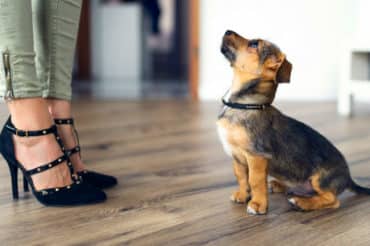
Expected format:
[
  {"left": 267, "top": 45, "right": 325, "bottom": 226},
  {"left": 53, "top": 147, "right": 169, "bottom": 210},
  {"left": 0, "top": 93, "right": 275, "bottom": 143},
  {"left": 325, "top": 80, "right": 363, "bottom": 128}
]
[
  {"left": 287, "top": 173, "right": 340, "bottom": 211},
  {"left": 230, "top": 160, "right": 250, "bottom": 204},
  {"left": 288, "top": 192, "right": 340, "bottom": 211}
]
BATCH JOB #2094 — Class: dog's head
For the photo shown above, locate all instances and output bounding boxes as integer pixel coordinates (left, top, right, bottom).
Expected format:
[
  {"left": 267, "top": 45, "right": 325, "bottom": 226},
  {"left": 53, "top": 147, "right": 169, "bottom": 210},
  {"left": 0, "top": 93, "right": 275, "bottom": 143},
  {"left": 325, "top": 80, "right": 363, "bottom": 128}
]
[{"left": 221, "top": 30, "right": 292, "bottom": 85}]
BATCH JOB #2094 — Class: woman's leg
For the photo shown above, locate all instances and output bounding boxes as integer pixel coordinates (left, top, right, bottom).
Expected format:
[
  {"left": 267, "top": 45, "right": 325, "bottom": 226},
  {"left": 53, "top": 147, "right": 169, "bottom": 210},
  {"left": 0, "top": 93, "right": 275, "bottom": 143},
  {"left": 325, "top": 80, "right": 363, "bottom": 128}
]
[
  {"left": 32, "top": 0, "right": 82, "bottom": 101},
  {"left": 32, "top": 0, "right": 86, "bottom": 171},
  {"left": 0, "top": 0, "right": 72, "bottom": 189},
  {"left": 0, "top": 0, "right": 41, "bottom": 98}
]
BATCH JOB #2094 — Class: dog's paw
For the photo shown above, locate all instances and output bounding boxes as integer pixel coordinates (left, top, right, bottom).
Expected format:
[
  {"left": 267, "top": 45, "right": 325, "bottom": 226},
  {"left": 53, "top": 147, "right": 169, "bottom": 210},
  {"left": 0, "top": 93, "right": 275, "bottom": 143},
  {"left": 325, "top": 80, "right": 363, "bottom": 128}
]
[
  {"left": 287, "top": 196, "right": 340, "bottom": 211},
  {"left": 287, "top": 197, "right": 309, "bottom": 211},
  {"left": 288, "top": 197, "right": 296, "bottom": 206},
  {"left": 246, "top": 200, "right": 267, "bottom": 215},
  {"left": 269, "top": 180, "right": 287, "bottom": 194},
  {"left": 230, "top": 191, "right": 250, "bottom": 204},
  {"left": 287, "top": 197, "right": 300, "bottom": 210}
]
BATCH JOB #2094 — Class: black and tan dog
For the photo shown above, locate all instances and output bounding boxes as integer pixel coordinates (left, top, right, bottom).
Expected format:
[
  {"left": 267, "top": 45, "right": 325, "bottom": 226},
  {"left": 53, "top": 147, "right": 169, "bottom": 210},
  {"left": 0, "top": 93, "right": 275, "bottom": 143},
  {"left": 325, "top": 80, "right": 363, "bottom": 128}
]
[{"left": 217, "top": 30, "right": 370, "bottom": 215}]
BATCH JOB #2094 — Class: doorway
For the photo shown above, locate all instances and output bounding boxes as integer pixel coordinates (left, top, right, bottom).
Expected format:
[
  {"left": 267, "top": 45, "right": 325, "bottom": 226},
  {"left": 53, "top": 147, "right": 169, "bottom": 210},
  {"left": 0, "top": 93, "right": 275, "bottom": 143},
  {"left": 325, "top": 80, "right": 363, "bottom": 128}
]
[
  {"left": 75, "top": 0, "right": 199, "bottom": 100},
  {"left": 140, "top": 0, "right": 190, "bottom": 99}
]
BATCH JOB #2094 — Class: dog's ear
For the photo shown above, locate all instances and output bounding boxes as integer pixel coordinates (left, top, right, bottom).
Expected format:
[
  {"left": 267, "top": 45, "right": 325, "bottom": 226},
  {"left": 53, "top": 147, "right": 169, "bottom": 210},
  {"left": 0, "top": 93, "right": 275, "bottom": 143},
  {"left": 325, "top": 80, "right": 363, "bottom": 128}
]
[{"left": 276, "top": 58, "right": 292, "bottom": 83}]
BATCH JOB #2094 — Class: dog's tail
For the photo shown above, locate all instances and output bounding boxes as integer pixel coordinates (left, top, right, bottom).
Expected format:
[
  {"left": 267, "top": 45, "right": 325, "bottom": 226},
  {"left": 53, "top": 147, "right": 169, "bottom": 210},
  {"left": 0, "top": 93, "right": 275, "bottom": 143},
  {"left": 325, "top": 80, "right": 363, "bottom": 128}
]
[{"left": 349, "top": 179, "right": 370, "bottom": 195}]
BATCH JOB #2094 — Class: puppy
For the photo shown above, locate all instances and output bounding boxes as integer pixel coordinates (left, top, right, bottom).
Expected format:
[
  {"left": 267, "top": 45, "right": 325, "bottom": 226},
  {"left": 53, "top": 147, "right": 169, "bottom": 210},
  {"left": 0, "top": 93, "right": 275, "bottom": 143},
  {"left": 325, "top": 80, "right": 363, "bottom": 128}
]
[{"left": 217, "top": 30, "right": 370, "bottom": 215}]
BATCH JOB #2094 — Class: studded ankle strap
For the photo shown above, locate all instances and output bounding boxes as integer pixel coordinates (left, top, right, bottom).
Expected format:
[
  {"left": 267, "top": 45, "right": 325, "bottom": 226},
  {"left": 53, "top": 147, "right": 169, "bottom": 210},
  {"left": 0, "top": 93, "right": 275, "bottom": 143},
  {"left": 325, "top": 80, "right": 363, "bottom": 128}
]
[
  {"left": 5, "top": 124, "right": 57, "bottom": 137},
  {"left": 67, "top": 145, "right": 81, "bottom": 157},
  {"left": 55, "top": 118, "right": 74, "bottom": 125},
  {"left": 26, "top": 154, "right": 69, "bottom": 176},
  {"left": 54, "top": 118, "right": 82, "bottom": 158}
]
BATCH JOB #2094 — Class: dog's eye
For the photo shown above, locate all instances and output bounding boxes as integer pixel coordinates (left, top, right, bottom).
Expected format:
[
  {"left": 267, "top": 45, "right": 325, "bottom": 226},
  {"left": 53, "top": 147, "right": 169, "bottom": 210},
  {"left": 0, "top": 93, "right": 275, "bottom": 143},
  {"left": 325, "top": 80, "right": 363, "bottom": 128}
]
[{"left": 248, "top": 40, "right": 259, "bottom": 48}]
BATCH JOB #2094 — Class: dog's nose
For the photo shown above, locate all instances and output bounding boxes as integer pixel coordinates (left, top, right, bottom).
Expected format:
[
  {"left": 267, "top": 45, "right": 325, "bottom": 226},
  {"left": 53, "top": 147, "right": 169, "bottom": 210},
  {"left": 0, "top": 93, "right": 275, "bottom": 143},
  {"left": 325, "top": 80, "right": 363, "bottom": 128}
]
[{"left": 225, "top": 30, "right": 235, "bottom": 36}]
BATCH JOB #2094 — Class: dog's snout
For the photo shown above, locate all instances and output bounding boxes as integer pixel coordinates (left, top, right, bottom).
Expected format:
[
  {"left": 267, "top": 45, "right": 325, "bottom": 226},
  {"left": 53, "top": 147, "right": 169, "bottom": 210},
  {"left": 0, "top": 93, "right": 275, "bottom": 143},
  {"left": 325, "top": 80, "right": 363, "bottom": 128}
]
[{"left": 225, "top": 30, "right": 235, "bottom": 36}]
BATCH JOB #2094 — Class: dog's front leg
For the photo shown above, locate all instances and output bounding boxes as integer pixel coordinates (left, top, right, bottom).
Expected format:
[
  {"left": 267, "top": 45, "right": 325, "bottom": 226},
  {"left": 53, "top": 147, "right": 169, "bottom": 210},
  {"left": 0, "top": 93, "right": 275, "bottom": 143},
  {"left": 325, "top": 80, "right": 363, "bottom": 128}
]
[
  {"left": 230, "top": 160, "right": 250, "bottom": 203},
  {"left": 245, "top": 154, "right": 268, "bottom": 215}
]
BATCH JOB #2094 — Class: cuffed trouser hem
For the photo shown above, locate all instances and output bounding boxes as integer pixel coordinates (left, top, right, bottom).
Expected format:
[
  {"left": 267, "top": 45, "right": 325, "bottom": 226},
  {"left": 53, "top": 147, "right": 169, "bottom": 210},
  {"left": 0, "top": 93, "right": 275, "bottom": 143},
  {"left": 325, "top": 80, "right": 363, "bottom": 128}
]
[
  {"left": 1, "top": 90, "right": 43, "bottom": 100},
  {"left": 43, "top": 91, "right": 72, "bottom": 101},
  {"left": 0, "top": 90, "right": 71, "bottom": 101}
]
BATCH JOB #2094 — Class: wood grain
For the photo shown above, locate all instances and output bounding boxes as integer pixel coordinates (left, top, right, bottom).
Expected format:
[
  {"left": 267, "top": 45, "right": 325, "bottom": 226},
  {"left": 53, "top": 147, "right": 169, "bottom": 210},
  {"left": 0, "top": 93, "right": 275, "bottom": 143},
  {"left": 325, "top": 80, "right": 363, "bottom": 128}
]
[{"left": 0, "top": 101, "right": 369, "bottom": 245}]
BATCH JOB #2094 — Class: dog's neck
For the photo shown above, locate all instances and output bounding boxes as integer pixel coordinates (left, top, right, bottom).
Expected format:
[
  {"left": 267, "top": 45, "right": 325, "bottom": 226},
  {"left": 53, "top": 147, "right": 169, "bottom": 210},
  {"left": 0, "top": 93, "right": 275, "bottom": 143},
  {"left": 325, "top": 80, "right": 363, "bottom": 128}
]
[{"left": 228, "top": 78, "right": 277, "bottom": 105}]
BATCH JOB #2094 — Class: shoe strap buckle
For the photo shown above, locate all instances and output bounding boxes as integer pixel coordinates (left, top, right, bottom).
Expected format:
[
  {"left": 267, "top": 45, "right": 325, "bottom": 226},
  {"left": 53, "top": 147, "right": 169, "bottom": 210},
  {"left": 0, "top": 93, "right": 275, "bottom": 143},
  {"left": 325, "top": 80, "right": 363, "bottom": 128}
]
[{"left": 15, "top": 129, "right": 28, "bottom": 137}]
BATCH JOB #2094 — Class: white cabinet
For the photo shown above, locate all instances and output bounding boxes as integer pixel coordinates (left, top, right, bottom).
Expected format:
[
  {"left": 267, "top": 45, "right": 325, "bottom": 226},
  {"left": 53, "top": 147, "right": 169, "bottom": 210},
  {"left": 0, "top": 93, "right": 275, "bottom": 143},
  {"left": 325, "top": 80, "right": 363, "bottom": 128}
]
[
  {"left": 338, "top": 49, "right": 370, "bottom": 116},
  {"left": 338, "top": 0, "right": 370, "bottom": 116}
]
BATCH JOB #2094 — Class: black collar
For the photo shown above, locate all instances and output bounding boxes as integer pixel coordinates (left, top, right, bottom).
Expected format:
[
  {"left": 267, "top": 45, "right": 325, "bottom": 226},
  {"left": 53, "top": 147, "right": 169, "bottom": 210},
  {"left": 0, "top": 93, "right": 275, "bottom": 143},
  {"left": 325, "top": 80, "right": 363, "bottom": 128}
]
[
  {"left": 222, "top": 99, "right": 269, "bottom": 110},
  {"left": 222, "top": 88, "right": 270, "bottom": 110}
]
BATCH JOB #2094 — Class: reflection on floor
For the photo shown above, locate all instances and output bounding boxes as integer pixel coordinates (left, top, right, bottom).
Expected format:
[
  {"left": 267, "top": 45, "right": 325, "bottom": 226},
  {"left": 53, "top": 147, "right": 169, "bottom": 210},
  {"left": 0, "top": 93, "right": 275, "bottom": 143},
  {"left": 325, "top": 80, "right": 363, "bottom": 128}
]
[{"left": 72, "top": 79, "right": 188, "bottom": 100}]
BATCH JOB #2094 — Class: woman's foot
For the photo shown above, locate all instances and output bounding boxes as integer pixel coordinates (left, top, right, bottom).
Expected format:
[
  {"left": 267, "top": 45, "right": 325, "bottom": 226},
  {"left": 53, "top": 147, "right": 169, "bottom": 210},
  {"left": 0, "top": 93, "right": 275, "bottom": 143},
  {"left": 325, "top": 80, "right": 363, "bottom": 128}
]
[
  {"left": 8, "top": 98, "right": 72, "bottom": 191},
  {"left": 13, "top": 131, "right": 73, "bottom": 191},
  {"left": 5, "top": 99, "right": 107, "bottom": 205},
  {"left": 55, "top": 122, "right": 86, "bottom": 172},
  {"left": 55, "top": 120, "right": 118, "bottom": 189},
  {"left": 48, "top": 99, "right": 117, "bottom": 189},
  {"left": 47, "top": 99, "right": 86, "bottom": 172}
]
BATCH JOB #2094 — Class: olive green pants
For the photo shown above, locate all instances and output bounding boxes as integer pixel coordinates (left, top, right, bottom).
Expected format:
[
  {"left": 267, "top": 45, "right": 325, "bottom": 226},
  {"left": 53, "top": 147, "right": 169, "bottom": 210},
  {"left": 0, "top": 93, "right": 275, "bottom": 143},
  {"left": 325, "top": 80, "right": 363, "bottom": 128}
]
[{"left": 0, "top": 0, "right": 82, "bottom": 101}]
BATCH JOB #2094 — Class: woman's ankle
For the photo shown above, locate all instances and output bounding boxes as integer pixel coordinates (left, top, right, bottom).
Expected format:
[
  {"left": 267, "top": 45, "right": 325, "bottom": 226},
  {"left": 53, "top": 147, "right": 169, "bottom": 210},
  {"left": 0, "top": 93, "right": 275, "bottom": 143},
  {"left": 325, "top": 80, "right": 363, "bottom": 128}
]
[
  {"left": 47, "top": 99, "right": 72, "bottom": 119},
  {"left": 7, "top": 98, "right": 54, "bottom": 130}
]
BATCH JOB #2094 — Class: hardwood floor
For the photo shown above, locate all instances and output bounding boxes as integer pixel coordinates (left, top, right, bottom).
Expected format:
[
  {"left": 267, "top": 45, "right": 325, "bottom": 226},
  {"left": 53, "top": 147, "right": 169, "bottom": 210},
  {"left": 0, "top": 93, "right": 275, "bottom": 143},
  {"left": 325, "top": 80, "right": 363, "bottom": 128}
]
[{"left": 0, "top": 100, "right": 370, "bottom": 245}]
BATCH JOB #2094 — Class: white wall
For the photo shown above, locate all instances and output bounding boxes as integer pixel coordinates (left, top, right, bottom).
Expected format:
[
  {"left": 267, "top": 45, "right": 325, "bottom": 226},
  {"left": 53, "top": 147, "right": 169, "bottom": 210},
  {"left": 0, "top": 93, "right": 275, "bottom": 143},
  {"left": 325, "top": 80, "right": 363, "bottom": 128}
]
[
  {"left": 90, "top": 0, "right": 142, "bottom": 98},
  {"left": 91, "top": 1, "right": 141, "bottom": 80},
  {"left": 199, "top": 0, "right": 355, "bottom": 101}
]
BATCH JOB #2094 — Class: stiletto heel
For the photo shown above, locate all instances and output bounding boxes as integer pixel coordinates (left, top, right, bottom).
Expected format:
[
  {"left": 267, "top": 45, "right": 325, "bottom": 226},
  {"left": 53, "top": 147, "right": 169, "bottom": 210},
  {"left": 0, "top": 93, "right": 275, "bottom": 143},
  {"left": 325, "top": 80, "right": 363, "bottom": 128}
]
[
  {"left": 55, "top": 118, "right": 117, "bottom": 189},
  {"left": 0, "top": 117, "right": 107, "bottom": 206},
  {"left": 8, "top": 163, "right": 18, "bottom": 199},
  {"left": 23, "top": 175, "right": 29, "bottom": 192}
]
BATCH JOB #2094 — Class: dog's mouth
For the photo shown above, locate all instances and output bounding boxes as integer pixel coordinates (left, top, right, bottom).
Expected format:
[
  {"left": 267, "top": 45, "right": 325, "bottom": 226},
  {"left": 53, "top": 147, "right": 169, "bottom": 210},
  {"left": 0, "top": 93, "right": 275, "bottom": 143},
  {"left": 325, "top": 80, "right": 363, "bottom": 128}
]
[
  {"left": 221, "top": 30, "right": 241, "bottom": 63},
  {"left": 221, "top": 42, "right": 236, "bottom": 62}
]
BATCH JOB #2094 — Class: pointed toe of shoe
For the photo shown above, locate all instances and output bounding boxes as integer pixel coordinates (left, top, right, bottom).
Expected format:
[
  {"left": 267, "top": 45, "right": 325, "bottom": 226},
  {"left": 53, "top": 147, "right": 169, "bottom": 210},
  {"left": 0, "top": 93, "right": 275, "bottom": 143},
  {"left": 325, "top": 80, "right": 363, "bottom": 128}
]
[{"left": 79, "top": 171, "right": 118, "bottom": 189}]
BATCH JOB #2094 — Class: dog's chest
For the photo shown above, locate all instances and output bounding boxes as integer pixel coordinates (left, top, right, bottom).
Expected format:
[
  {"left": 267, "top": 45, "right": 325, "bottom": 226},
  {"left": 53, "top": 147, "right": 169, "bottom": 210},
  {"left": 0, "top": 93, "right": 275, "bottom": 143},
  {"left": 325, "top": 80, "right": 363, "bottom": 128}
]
[
  {"left": 217, "top": 120, "right": 233, "bottom": 156},
  {"left": 217, "top": 116, "right": 250, "bottom": 157}
]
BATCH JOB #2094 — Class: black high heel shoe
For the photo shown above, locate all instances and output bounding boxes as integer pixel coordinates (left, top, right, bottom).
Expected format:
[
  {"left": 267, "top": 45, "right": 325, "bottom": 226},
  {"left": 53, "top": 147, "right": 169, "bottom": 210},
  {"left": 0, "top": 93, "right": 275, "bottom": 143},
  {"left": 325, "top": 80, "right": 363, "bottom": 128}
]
[
  {"left": 54, "top": 118, "right": 117, "bottom": 189},
  {"left": 0, "top": 117, "right": 107, "bottom": 206}
]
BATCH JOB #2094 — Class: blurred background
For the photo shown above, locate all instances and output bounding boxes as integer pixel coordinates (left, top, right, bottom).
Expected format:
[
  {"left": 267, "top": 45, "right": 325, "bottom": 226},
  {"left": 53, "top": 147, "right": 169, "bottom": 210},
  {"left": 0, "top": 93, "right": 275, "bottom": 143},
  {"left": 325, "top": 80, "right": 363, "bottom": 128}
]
[
  {"left": 72, "top": 0, "right": 370, "bottom": 114},
  {"left": 74, "top": 0, "right": 191, "bottom": 100}
]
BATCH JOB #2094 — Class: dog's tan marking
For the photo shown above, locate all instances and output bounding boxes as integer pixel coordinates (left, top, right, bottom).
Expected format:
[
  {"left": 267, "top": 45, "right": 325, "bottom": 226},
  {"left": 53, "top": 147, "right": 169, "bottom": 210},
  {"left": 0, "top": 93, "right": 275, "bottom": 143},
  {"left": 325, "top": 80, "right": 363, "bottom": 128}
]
[
  {"left": 244, "top": 153, "right": 269, "bottom": 215},
  {"left": 231, "top": 160, "right": 250, "bottom": 204},
  {"left": 288, "top": 173, "right": 340, "bottom": 211},
  {"left": 217, "top": 118, "right": 251, "bottom": 155},
  {"left": 217, "top": 120, "right": 233, "bottom": 157}
]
